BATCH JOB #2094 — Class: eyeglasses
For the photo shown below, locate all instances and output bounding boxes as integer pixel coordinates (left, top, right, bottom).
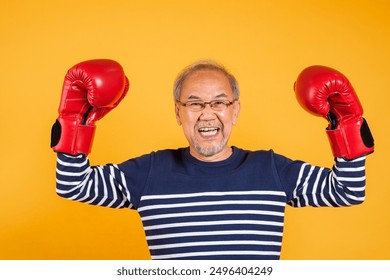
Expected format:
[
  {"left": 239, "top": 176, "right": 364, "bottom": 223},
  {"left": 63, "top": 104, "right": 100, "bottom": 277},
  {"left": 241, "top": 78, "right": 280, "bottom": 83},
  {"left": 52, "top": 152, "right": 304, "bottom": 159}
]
[{"left": 177, "top": 100, "right": 235, "bottom": 112}]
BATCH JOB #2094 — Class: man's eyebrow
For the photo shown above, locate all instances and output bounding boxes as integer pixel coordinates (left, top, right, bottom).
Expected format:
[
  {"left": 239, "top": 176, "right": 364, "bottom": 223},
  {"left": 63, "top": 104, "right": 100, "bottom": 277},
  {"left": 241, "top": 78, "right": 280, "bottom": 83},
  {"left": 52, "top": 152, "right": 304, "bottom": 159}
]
[
  {"left": 215, "top": 93, "right": 228, "bottom": 99},
  {"left": 187, "top": 93, "right": 228, "bottom": 100},
  {"left": 187, "top": 95, "right": 202, "bottom": 100}
]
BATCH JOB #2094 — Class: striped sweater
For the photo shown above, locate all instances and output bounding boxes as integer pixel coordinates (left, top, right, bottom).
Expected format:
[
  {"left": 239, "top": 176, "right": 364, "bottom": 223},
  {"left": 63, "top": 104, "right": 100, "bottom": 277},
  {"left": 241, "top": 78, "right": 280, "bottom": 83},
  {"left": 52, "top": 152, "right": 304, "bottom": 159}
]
[{"left": 56, "top": 147, "right": 366, "bottom": 259}]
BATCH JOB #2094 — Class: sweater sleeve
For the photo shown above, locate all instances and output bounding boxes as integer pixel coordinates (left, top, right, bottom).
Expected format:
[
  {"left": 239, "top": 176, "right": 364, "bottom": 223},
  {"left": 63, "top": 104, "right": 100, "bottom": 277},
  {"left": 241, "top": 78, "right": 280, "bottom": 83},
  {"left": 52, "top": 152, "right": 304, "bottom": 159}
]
[
  {"left": 274, "top": 154, "right": 366, "bottom": 207},
  {"left": 55, "top": 153, "right": 151, "bottom": 209}
]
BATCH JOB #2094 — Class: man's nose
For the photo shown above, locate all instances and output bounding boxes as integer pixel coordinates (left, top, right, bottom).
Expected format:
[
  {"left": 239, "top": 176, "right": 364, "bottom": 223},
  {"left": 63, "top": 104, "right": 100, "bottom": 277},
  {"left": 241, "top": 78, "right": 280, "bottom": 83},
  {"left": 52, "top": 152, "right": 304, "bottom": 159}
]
[{"left": 199, "top": 104, "right": 216, "bottom": 119}]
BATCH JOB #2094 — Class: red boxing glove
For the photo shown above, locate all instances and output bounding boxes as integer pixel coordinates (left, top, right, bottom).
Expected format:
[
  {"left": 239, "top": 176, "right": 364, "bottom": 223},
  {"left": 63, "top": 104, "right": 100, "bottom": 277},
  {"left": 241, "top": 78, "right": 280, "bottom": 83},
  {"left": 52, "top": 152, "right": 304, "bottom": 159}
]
[
  {"left": 294, "top": 65, "right": 374, "bottom": 160},
  {"left": 51, "top": 59, "right": 129, "bottom": 156}
]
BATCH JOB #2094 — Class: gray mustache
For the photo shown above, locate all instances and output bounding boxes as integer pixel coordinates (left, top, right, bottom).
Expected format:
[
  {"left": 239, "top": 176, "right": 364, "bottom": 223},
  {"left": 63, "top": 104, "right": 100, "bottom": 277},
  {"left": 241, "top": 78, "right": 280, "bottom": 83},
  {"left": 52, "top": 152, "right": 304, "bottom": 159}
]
[{"left": 195, "top": 121, "right": 223, "bottom": 130}]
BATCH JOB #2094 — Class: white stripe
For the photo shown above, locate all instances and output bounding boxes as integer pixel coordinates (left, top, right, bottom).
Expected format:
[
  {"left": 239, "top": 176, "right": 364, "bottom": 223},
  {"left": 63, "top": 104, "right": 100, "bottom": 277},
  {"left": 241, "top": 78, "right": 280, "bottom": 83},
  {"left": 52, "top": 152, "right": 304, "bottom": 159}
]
[
  {"left": 149, "top": 240, "right": 282, "bottom": 250},
  {"left": 334, "top": 165, "right": 365, "bottom": 172},
  {"left": 68, "top": 173, "right": 91, "bottom": 199},
  {"left": 57, "top": 157, "right": 88, "bottom": 168},
  {"left": 56, "top": 183, "right": 84, "bottom": 195},
  {"left": 118, "top": 168, "right": 133, "bottom": 208},
  {"left": 334, "top": 175, "right": 366, "bottom": 182},
  {"left": 56, "top": 178, "right": 82, "bottom": 186},
  {"left": 346, "top": 186, "right": 366, "bottom": 192},
  {"left": 138, "top": 200, "right": 285, "bottom": 212},
  {"left": 320, "top": 176, "right": 335, "bottom": 207},
  {"left": 106, "top": 165, "right": 119, "bottom": 208},
  {"left": 336, "top": 156, "right": 366, "bottom": 163},
  {"left": 105, "top": 164, "right": 132, "bottom": 208},
  {"left": 311, "top": 167, "right": 324, "bottom": 207},
  {"left": 142, "top": 209, "right": 285, "bottom": 221},
  {"left": 327, "top": 174, "right": 341, "bottom": 206},
  {"left": 141, "top": 190, "right": 286, "bottom": 201},
  {"left": 83, "top": 170, "right": 100, "bottom": 204},
  {"left": 61, "top": 154, "right": 84, "bottom": 159},
  {"left": 144, "top": 219, "right": 284, "bottom": 231},
  {"left": 293, "top": 163, "right": 308, "bottom": 207},
  {"left": 146, "top": 229, "right": 283, "bottom": 241},
  {"left": 74, "top": 179, "right": 94, "bottom": 202},
  {"left": 302, "top": 166, "right": 315, "bottom": 206},
  {"left": 320, "top": 177, "right": 333, "bottom": 207},
  {"left": 96, "top": 166, "right": 109, "bottom": 206},
  {"left": 152, "top": 250, "right": 280, "bottom": 259},
  {"left": 331, "top": 175, "right": 351, "bottom": 206},
  {"left": 56, "top": 167, "right": 90, "bottom": 177},
  {"left": 345, "top": 193, "right": 365, "bottom": 201}
]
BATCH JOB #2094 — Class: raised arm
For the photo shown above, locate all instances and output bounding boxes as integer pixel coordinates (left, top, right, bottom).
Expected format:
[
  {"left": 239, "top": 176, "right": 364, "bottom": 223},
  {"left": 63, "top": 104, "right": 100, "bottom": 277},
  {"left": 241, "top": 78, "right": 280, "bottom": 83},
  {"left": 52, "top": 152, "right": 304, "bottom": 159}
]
[
  {"left": 281, "top": 155, "right": 367, "bottom": 207},
  {"left": 56, "top": 153, "right": 133, "bottom": 208},
  {"left": 285, "top": 65, "right": 374, "bottom": 207},
  {"left": 51, "top": 59, "right": 133, "bottom": 208}
]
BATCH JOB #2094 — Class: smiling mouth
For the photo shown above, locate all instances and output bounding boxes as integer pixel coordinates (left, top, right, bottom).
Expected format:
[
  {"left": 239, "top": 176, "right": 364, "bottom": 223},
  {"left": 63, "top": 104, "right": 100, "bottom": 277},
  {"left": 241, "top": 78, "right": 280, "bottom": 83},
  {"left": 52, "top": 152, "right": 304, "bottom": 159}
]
[{"left": 198, "top": 127, "right": 220, "bottom": 137}]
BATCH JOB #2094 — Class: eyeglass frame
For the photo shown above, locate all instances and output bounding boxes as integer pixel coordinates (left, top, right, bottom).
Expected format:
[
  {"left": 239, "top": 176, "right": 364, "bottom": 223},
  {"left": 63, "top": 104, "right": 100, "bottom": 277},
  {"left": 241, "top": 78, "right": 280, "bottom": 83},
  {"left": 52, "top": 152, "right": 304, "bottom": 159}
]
[{"left": 176, "top": 99, "right": 237, "bottom": 112}]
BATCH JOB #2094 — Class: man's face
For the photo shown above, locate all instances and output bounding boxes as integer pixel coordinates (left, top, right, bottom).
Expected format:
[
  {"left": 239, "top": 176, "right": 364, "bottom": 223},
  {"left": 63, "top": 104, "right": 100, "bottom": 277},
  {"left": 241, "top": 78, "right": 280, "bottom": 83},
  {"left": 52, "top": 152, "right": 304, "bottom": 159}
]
[{"left": 175, "top": 70, "right": 240, "bottom": 162}]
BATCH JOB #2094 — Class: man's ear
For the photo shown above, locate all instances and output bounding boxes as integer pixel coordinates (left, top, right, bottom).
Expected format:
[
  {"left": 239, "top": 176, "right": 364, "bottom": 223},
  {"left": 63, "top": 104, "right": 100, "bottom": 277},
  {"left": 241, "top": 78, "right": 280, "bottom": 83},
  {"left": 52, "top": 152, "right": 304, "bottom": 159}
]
[{"left": 175, "top": 103, "right": 182, "bottom": 125}]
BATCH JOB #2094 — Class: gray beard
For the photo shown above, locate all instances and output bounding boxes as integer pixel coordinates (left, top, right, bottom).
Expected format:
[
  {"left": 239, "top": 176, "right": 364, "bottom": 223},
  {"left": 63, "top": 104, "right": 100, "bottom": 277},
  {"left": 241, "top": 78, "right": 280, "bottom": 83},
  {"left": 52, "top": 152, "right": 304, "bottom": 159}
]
[{"left": 194, "top": 136, "right": 229, "bottom": 157}]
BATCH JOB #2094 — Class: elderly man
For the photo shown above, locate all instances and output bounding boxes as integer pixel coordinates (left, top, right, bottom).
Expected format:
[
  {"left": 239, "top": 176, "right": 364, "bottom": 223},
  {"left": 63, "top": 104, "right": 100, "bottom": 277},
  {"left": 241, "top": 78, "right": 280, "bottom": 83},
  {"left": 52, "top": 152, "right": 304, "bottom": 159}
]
[{"left": 51, "top": 59, "right": 373, "bottom": 260}]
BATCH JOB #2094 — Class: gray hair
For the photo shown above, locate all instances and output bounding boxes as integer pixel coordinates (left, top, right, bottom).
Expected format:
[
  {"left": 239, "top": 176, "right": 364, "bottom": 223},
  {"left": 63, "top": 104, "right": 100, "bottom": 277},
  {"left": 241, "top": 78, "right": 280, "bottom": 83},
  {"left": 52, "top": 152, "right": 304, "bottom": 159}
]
[{"left": 173, "top": 60, "right": 240, "bottom": 102}]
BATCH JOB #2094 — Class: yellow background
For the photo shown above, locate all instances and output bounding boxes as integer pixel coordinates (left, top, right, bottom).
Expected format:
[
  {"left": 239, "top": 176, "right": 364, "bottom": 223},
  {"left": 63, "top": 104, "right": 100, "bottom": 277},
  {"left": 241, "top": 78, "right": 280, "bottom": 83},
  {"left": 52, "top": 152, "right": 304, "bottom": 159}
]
[{"left": 1, "top": 0, "right": 389, "bottom": 260}]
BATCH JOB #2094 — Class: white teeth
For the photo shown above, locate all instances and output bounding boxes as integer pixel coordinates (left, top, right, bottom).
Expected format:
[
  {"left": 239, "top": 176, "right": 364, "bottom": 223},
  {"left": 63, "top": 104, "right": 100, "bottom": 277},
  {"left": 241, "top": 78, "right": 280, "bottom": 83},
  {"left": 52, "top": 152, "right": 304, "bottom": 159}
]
[
  {"left": 198, "top": 127, "right": 219, "bottom": 136},
  {"left": 199, "top": 128, "right": 217, "bottom": 132}
]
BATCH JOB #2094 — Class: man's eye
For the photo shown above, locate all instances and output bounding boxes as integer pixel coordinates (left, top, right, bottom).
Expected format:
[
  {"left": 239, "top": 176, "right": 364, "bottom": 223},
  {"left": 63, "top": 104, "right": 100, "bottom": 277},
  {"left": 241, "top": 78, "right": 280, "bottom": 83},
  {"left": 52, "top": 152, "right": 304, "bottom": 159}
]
[
  {"left": 212, "top": 101, "right": 228, "bottom": 107},
  {"left": 188, "top": 102, "right": 203, "bottom": 107}
]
